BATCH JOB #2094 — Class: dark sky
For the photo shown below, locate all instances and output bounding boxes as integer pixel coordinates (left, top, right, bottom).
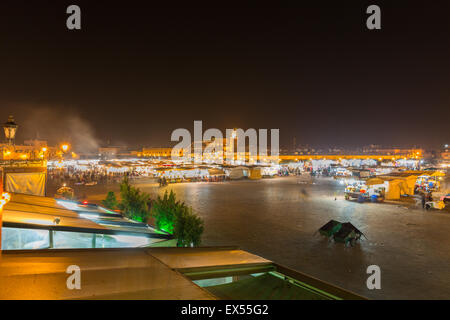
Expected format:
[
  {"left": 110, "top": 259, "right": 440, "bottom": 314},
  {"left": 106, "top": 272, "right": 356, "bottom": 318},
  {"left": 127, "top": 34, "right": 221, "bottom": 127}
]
[{"left": 0, "top": 1, "right": 449, "bottom": 150}]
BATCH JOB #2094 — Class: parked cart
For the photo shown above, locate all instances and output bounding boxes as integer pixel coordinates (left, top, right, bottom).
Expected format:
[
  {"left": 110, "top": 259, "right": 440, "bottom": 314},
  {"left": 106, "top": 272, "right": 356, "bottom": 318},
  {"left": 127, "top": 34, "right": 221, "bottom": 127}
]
[
  {"left": 317, "top": 220, "right": 366, "bottom": 246},
  {"left": 425, "top": 200, "right": 446, "bottom": 210},
  {"left": 333, "top": 223, "right": 365, "bottom": 246},
  {"left": 318, "top": 220, "right": 342, "bottom": 240}
]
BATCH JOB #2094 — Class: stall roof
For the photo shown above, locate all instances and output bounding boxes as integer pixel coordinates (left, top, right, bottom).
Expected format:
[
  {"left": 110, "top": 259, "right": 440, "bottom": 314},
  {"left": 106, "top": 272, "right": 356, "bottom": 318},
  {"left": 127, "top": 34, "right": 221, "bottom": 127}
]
[
  {"left": 375, "top": 170, "right": 445, "bottom": 180},
  {"left": 3, "top": 194, "right": 172, "bottom": 239},
  {"left": 208, "top": 168, "right": 225, "bottom": 175},
  {"left": 430, "top": 171, "right": 446, "bottom": 177},
  {"left": 365, "top": 178, "right": 385, "bottom": 185},
  {"left": 0, "top": 248, "right": 215, "bottom": 300},
  {"left": 3, "top": 194, "right": 104, "bottom": 230},
  {"left": 148, "top": 247, "right": 271, "bottom": 270},
  {"left": 0, "top": 247, "right": 365, "bottom": 300},
  {"left": 377, "top": 171, "right": 426, "bottom": 179}
]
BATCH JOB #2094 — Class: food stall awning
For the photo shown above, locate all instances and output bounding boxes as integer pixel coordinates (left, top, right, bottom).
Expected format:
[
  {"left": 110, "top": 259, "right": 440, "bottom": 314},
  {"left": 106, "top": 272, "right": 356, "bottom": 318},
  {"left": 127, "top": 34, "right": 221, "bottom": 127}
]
[
  {"left": 365, "top": 178, "right": 385, "bottom": 186},
  {"left": 208, "top": 168, "right": 225, "bottom": 176},
  {"left": 2, "top": 194, "right": 172, "bottom": 239}
]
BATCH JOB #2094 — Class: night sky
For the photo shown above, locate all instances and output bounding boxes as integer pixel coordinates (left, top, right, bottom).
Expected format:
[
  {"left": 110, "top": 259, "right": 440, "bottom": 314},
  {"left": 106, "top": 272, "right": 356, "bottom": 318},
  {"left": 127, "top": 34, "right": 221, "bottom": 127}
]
[{"left": 0, "top": 1, "right": 449, "bottom": 151}]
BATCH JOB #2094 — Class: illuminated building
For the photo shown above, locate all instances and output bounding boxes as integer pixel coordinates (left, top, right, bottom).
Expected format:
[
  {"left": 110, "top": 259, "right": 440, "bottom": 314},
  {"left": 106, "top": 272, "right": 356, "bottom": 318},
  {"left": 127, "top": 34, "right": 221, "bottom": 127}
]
[{"left": 141, "top": 147, "right": 177, "bottom": 158}]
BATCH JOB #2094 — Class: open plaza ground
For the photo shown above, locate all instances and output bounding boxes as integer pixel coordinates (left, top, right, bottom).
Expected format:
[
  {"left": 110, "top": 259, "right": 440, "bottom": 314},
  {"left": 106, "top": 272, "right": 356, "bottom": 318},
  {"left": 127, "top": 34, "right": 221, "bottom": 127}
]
[{"left": 55, "top": 176, "right": 450, "bottom": 300}]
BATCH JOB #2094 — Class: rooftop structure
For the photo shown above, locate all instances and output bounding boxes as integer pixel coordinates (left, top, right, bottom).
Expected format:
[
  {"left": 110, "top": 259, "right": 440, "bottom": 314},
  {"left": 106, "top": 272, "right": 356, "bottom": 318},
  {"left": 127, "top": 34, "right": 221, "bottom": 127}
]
[
  {"left": 1, "top": 193, "right": 174, "bottom": 250},
  {"left": 0, "top": 247, "right": 365, "bottom": 300}
]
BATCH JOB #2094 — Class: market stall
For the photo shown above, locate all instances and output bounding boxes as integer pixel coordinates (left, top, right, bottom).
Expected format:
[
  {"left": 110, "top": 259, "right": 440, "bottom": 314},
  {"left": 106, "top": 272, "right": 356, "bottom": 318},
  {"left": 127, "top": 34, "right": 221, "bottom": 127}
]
[{"left": 345, "top": 180, "right": 385, "bottom": 202}]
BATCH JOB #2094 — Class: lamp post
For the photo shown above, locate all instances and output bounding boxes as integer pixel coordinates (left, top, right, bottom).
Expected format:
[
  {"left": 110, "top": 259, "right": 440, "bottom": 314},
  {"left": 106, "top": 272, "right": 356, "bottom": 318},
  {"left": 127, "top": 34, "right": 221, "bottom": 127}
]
[
  {"left": 60, "top": 143, "right": 70, "bottom": 160},
  {"left": 3, "top": 115, "right": 18, "bottom": 146}
]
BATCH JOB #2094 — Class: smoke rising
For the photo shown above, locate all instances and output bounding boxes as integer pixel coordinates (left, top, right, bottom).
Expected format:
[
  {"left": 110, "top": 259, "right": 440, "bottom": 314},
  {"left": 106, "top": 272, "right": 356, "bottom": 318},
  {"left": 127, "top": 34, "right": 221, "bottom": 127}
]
[{"left": 14, "top": 105, "right": 100, "bottom": 153}]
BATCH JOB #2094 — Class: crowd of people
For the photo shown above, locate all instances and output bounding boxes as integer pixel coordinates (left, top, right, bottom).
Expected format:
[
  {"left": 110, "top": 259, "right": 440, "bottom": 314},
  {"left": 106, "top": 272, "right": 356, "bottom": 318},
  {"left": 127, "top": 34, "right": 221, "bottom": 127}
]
[
  {"left": 158, "top": 175, "right": 228, "bottom": 186},
  {"left": 48, "top": 165, "right": 230, "bottom": 188},
  {"left": 48, "top": 167, "right": 140, "bottom": 186}
]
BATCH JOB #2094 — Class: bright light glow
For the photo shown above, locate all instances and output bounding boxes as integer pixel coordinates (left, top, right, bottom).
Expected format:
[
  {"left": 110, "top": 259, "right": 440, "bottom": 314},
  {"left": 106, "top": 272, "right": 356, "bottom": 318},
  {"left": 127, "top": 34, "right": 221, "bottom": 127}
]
[
  {"left": 0, "top": 192, "right": 11, "bottom": 210},
  {"left": 79, "top": 213, "right": 101, "bottom": 219},
  {"left": 61, "top": 144, "right": 69, "bottom": 152},
  {"left": 110, "top": 234, "right": 152, "bottom": 247},
  {"left": 22, "top": 218, "right": 55, "bottom": 226},
  {"left": 41, "top": 147, "right": 47, "bottom": 152},
  {"left": 57, "top": 200, "right": 82, "bottom": 211}
]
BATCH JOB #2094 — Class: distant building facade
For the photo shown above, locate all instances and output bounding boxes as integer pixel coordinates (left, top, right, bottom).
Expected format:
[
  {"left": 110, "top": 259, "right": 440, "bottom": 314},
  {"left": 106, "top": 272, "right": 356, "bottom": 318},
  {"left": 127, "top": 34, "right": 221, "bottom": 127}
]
[{"left": 98, "top": 146, "right": 127, "bottom": 159}]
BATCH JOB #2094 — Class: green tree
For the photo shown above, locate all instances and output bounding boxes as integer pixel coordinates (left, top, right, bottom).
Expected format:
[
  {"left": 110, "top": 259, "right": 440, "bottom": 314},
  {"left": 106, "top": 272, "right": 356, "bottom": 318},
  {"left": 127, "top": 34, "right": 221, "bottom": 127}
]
[
  {"left": 118, "top": 176, "right": 151, "bottom": 222},
  {"left": 151, "top": 190, "right": 204, "bottom": 246},
  {"left": 102, "top": 191, "right": 118, "bottom": 210},
  {"left": 174, "top": 206, "right": 204, "bottom": 247},
  {"left": 151, "top": 190, "right": 179, "bottom": 234}
]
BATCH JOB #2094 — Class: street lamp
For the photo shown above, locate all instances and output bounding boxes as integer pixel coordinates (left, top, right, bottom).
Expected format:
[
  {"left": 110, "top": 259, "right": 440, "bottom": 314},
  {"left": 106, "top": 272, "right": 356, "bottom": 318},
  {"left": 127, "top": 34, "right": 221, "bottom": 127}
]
[
  {"left": 60, "top": 144, "right": 70, "bottom": 160},
  {"left": 3, "top": 115, "right": 18, "bottom": 146},
  {"left": 37, "top": 147, "right": 48, "bottom": 160}
]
